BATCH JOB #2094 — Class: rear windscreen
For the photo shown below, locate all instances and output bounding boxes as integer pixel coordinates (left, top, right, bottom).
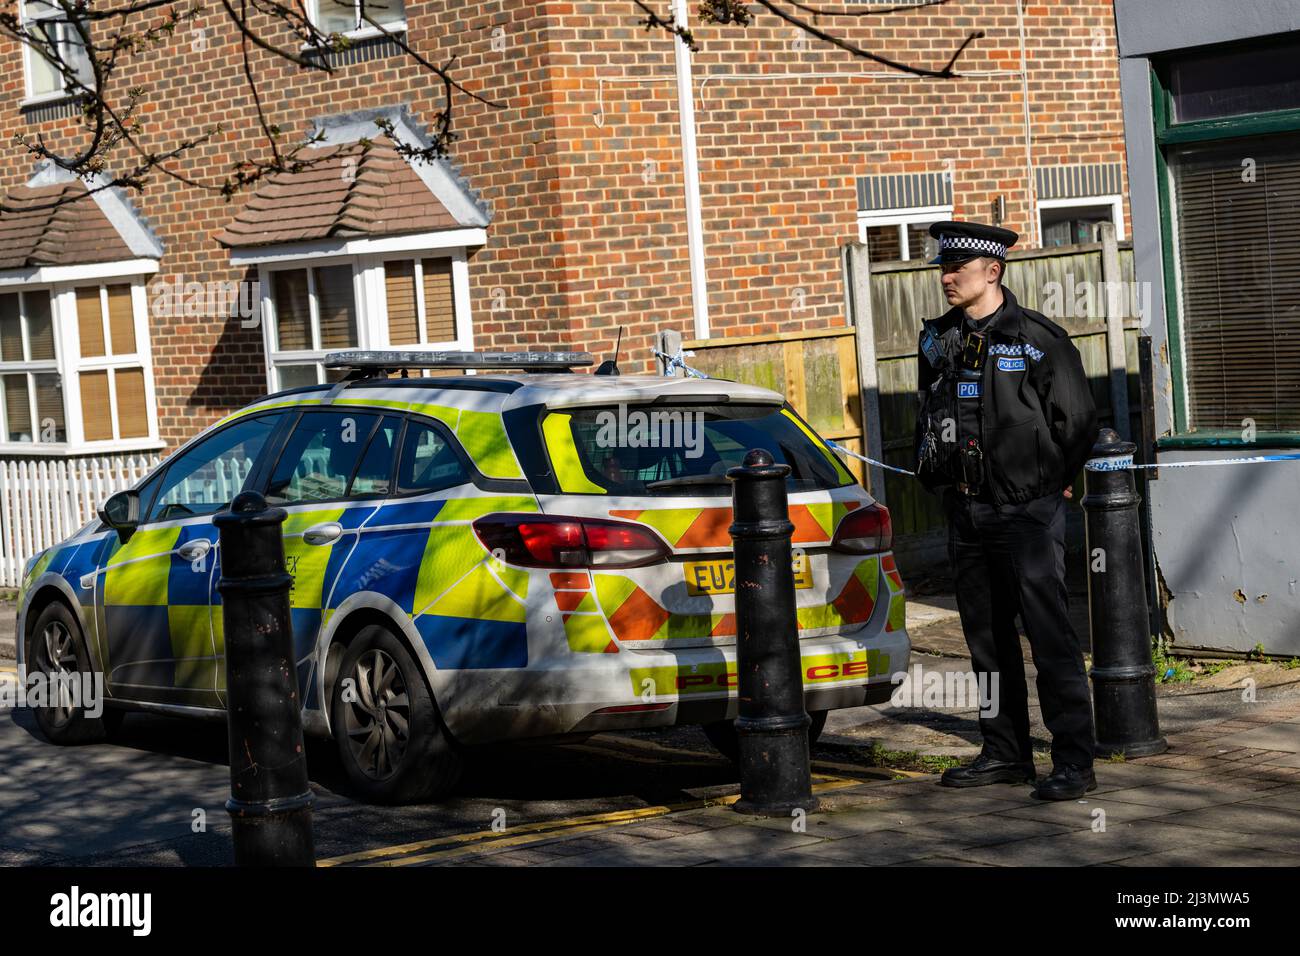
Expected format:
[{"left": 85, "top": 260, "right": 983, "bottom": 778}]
[{"left": 554, "top": 403, "right": 853, "bottom": 496}]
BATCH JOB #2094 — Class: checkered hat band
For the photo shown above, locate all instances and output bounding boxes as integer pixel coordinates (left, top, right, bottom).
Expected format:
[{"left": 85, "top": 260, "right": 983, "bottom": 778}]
[{"left": 940, "top": 235, "right": 1007, "bottom": 258}]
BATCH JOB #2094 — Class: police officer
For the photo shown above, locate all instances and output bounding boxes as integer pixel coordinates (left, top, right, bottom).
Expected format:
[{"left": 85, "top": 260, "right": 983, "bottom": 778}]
[{"left": 913, "top": 221, "right": 1100, "bottom": 800}]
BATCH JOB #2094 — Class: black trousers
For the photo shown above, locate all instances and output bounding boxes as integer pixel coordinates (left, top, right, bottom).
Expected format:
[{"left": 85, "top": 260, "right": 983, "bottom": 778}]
[{"left": 943, "top": 489, "right": 1096, "bottom": 768}]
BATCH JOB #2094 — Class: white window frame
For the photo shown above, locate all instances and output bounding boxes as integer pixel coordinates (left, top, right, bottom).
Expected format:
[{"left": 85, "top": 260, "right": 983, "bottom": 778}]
[
  {"left": 0, "top": 289, "right": 60, "bottom": 446},
  {"left": 258, "top": 248, "right": 474, "bottom": 393},
  {"left": 0, "top": 267, "right": 162, "bottom": 455},
  {"left": 307, "top": 0, "right": 406, "bottom": 40},
  {"left": 1037, "top": 194, "right": 1126, "bottom": 243},
  {"left": 20, "top": 1, "right": 92, "bottom": 106},
  {"left": 856, "top": 205, "right": 953, "bottom": 261}
]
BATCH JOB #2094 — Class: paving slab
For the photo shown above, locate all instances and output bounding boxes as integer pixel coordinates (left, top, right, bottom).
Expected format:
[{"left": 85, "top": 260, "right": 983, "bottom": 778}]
[
  {"left": 1211, "top": 724, "right": 1300, "bottom": 753},
  {"left": 996, "top": 796, "right": 1182, "bottom": 828},
  {"left": 766, "top": 829, "right": 954, "bottom": 866},
  {"left": 1087, "top": 778, "right": 1289, "bottom": 811},
  {"left": 1239, "top": 786, "right": 1300, "bottom": 812},
  {"left": 1149, "top": 801, "right": 1300, "bottom": 838},
  {"left": 946, "top": 823, "right": 1208, "bottom": 867}
]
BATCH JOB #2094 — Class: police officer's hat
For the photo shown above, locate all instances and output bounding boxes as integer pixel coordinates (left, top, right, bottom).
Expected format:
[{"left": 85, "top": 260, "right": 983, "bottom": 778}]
[{"left": 928, "top": 221, "right": 1019, "bottom": 265}]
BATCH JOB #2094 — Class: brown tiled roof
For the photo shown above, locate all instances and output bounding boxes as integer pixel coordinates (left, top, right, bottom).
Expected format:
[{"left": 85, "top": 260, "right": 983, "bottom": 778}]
[
  {"left": 0, "top": 181, "right": 136, "bottom": 270},
  {"left": 217, "top": 136, "right": 462, "bottom": 248}
]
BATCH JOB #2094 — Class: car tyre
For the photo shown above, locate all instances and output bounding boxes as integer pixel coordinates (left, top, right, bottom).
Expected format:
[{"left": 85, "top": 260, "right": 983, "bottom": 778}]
[
  {"left": 702, "top": 709, "right": 828, "bottom": 764},
  {"left": 331, "top": 624, "right": 462, "bottom": 804},
  {"left": 26, "top": 601, "right": 114, "bottom": 745}
]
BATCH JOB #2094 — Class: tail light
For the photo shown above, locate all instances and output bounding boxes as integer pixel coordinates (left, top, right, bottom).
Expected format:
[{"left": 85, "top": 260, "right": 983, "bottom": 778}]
[
  {"left": 472, "top": 514, "right": 671, "bottom": 569},
  {"left": 831, "top": 503, "right": 893, "bottom": 554}
]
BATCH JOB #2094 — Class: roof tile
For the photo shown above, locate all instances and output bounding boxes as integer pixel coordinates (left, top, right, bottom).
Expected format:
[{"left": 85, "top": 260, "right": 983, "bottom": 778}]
[
  {"left": 0, "top": 181, "right": 135, "bottom": 270},
  {"left": 217, "top": 137, "right": 467, "bottom": 248}
]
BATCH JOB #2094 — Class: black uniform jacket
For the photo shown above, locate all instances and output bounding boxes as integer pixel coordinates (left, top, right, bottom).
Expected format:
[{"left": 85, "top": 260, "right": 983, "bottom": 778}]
[{"left": 914, "top": 286, "right": 1099, "bottom": 504}]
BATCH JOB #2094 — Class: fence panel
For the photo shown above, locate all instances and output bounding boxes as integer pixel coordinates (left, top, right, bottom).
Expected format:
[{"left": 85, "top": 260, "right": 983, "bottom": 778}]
[
  {"left": 0, "top": 452, "right": 162, "bottom": 588},
  {"left": 666, "top": 238, "right": 1140, "bottom": 571},
  {"left": 679, "top": 327, "right": 868, "bottom": 483}
]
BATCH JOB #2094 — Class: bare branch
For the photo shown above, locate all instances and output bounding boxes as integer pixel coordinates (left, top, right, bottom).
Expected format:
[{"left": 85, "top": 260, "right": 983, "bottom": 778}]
[{"left": 753, "top": 0, "right": 983, "bottom": 78}]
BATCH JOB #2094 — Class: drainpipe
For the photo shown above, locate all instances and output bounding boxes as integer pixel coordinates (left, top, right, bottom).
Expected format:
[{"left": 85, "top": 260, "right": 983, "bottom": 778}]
[
  {"left": 1017, "top": 0, "right": 1039, "bottom": 248},
  {"left": 673, "top": 0, "right": 710, "bottom": 340}
]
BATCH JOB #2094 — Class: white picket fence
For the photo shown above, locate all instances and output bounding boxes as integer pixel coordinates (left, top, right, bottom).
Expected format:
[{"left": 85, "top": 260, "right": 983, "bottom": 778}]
[{"left": 0, "top": 453, "right": 161, "bottom": 588}]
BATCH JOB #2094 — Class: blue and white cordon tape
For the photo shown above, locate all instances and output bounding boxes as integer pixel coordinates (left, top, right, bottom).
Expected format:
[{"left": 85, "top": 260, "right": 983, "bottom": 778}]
[
  {"left": 653, "top": 348, "right": 1300, "bottom": 476},
  {"left": 1085, "top": 450, "right": 1300, "bottom": 472},
  {"left": 654, "top": 348, "right": 711, "bottom": 380},
  {"left": 826, "top": 441, "right": 917, "bottom": 477}
]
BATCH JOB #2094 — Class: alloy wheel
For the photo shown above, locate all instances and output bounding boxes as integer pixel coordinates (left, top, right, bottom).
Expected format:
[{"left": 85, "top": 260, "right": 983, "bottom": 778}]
[{"left": 342, "top": 648, "right": 411, "bottom": 780}]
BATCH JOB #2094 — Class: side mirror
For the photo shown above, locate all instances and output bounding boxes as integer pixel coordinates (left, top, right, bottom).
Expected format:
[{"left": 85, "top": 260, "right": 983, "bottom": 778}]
[{"left": 99, "top": 489, "right": 140, "bottom": 541}]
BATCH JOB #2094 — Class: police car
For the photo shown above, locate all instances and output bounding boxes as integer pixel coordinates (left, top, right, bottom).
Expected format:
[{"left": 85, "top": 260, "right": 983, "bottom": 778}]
[{"left": 16, "top": 351, "right": 909, "bottom": 804}]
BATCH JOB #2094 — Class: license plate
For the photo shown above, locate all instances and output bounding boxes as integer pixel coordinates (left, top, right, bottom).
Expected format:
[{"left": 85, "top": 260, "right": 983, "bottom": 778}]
[{"left": 683, "top": 557, "right": 813, "bottom": 596}]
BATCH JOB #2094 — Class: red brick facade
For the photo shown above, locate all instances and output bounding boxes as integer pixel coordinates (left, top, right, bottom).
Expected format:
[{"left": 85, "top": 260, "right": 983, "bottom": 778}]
[{"left": 0, "top": 1, "right": 1129, "bottom": 450}]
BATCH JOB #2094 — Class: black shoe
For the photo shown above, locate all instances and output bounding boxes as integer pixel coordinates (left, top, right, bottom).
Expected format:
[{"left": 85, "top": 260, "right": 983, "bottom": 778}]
[
  {"left": 1034, "top": 763, "right": 1097, "bottom": 800},
  {"left": 940, "top": 753, "right": 1036, "bottom": 788}
]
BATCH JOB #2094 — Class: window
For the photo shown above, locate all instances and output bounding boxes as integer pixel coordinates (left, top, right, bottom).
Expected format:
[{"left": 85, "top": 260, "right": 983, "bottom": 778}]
[
  {"left": 1169, "top": 37, "right": 1300, "bottom": 124},
  {"left": 0, "top": 278, "right": 155, "bottom": 451},
  {"left": 1039, "top": 198, "right": 1124, "bottom": 247},
  {"left": 310, "top": 0, "right": 406, "bottom": 35},
  {"left": 0, "top": 290, "right": 63, "bottom": 443},
  {"left": 396, "top": 420, "right": 469, "bottom": 494},
  {"left": 22, "top": 1, "right": 92, "bottom": 101},
  {"left": 857, "top": 207, "right": 950, "bottom": 263},
  {"left": 557, "top": 404, "right": 852, "bottom": 497},
  {"left": 268, "top": 265, "right": 358, "bottom": 389},
  {"left": 350, "top": 415, "right": 401, "bottom": 496},
  {"left": 383, "top": 258, "right": 458, "bottom": 347},
  {"left": 265, "top": 410, "right": 380, "bottom": 504},
  {"left": 263, "top": 254, "right": 469, "bottom": 391},
  {"left": 149, "top": 416, "right": 277, "bottom": 522},
  {"left": 1168, "top": 132, "right": 1300, "bottom": 432},
  {"left": 73, "top": 282, "right": 151, "bottom": 443}
]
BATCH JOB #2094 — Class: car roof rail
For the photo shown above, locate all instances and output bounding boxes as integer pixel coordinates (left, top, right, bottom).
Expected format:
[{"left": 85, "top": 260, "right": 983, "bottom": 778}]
[{"left": 323, "top": 349, "right": 595, "bottom": 380}]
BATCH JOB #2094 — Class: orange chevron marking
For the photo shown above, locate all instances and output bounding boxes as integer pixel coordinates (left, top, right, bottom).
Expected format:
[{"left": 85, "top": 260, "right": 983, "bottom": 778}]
[
  {"left": 555, "top": 591, "right": 589, "bottom": 612},
  {"left": 550, "top": 572, "right": 590, "bottom": 589},
  {"left": 831, "top": 572, "right": 876, "bottom": 625},
  {"left": 608, "top": 585, "right": 670, "bottom": 642}
]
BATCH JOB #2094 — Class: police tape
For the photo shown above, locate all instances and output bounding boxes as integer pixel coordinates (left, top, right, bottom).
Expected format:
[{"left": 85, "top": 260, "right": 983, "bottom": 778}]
[
  {"left": 1085, "top": 451, "right": 1300, "bottom": 472},
  {"left": 653, "top": 348, "right": 711, "bottom": 380},
  {"left": 826, "top": 441, "right": 918, "bottom": 477},
  {"left": 828, "top": 441, "right": 1300, "bottom": 479},
  {"left": 653, "top": 348, "right": 1300, "bottom": 477}
]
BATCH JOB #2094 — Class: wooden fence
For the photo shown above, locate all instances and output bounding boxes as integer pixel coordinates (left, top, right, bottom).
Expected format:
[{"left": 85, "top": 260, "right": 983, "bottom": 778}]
[
  {"left": 667, "top": 326, "right": 870, "bottom": 483},
  {"left": 668, "top": 228, "right": 1146, "bottom": 569},
  {"left": 0, "top": 453, "right": 160, "bottom": 587}
]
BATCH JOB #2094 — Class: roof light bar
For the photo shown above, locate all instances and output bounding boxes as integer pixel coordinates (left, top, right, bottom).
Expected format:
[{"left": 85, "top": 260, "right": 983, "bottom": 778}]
[{"left": 324, "top": 350, "right": 595, "bottom": 377}]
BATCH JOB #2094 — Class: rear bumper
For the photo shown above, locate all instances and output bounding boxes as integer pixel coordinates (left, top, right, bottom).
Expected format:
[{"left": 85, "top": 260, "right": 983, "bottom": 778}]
[{"left": 439, "top": 628, "right": 910, "bottom": 744}]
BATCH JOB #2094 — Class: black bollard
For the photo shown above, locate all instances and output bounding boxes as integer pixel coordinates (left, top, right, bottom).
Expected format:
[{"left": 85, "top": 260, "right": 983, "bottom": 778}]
[
  {"left": 214, "top": 491, "right": 315, "bottom": 866},
  {"left": 727, "top": 448, "right": 819, "bottom": 816},
  {"left": 1082, "top": 428, "right": 1168, "bottom": 759}
]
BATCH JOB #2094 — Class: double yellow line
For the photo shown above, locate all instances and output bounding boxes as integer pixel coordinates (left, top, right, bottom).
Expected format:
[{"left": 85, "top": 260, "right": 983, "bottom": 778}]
[
  {"left": 318, "top": 772, "right": 871, "bottom": 867},
  {"left": 316, "top": 730, "right": 922, "bottom": 868}
]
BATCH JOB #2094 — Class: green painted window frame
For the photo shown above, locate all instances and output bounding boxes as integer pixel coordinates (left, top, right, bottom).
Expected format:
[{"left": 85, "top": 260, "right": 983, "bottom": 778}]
[{"left": 1150, "top": 45, "right": 1300, "bottom": 443}]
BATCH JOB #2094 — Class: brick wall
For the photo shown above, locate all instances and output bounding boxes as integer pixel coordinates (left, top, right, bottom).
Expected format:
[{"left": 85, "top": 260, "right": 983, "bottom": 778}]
[
  {"left": 547, "top": 1, "right": 1131, "bottom": 371},
  {"left": 0, "top": 0, "right": 1129, "bottom": 449}
]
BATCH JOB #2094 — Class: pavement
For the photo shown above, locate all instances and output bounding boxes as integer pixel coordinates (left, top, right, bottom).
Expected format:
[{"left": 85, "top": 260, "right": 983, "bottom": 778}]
[
  {"left": 334, "top": 699, "right": 1300, "bottom": 867},
  {"left": 4, "top": 585, "right": 1300, "bottom": 867}
]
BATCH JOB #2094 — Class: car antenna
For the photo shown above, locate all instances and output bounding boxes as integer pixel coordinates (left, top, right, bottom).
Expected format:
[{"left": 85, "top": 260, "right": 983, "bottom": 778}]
[{"left": 595, "top": 326, "right": 623, "bottom": 376}]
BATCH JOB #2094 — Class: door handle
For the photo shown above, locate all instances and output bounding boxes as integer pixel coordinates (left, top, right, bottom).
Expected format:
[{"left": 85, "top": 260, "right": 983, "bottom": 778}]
[
  {"left": 177, "top": 539, "right": 212, "bottom": 562},
  {"left": 302, "top": 522, "right": 343, "bottom": 546}
]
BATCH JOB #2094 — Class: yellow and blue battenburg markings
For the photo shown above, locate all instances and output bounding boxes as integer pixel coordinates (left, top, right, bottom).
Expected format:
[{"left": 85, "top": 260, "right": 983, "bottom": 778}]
[
  {"left": 304, "top": 494, "right": 540, "bottom": 674},
  {"left": 99, "top": 523, "right": 215, "bottom": 691}
]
